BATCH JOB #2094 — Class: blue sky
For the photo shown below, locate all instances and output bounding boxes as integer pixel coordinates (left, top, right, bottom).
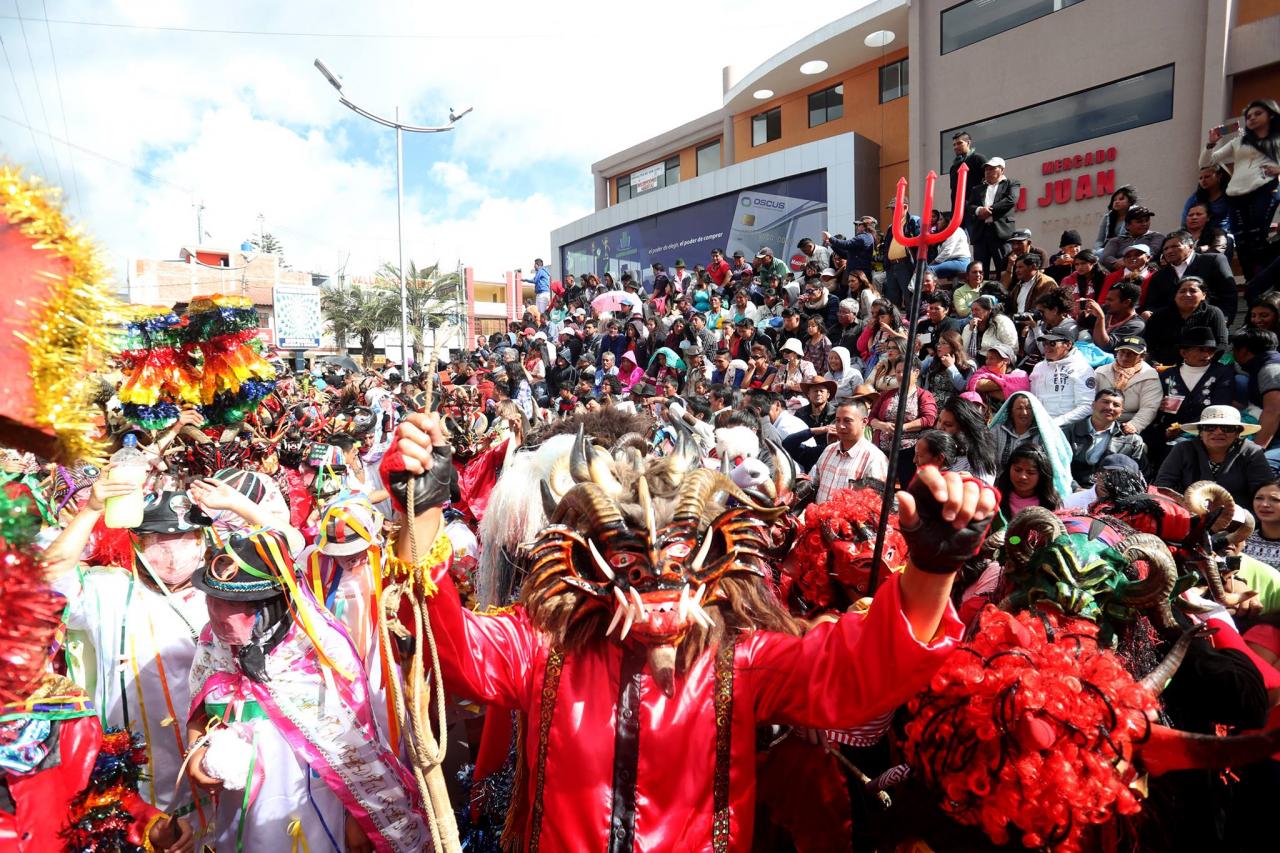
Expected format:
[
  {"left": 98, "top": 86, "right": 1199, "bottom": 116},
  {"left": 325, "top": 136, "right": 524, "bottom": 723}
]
[{"left": 0, "top": 0, "right": 855, "bottom": 281}]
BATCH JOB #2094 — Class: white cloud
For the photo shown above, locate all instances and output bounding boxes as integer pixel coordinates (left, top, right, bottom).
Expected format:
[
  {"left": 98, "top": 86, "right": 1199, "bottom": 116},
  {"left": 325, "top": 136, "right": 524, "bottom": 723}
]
[{"left": 0, "top": 0, "right": 866, "bottom": 283}]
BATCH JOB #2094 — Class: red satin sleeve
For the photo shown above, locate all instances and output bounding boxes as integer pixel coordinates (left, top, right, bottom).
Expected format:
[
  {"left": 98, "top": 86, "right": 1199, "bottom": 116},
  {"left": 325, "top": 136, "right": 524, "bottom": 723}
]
[
  {"left": 424, "top": 552, "right": 540, "bottom": 712},
  {"left": 740, "top": 572, "right": 962, "bottom": 728}
]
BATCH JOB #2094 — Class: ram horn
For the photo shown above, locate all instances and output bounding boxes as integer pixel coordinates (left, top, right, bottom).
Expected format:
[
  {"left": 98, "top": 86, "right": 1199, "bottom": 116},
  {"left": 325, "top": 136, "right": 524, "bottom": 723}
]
[
  {"left": 1139, "top": 723, "right": 1280, "bottom": 777},
  {"left": 587, "top": 445, "right": 624, "bottom": 498},
  {"left": 672, "top": 468, "right": 785, "bottom": 527},
  {"left": 1116, "top": 532, "right": 1179, "bottom": 630},
  {"left": 1140, "top": 623, "right": 1211, "bottom": 695},
  {"left": 1002, "top": 507, "right": 1067, "bottom": 572},
  {"left": 762, "top": 439, "right": 796, "bottom": 494},
  {"left": 1184, "top": 481, "right": 1234, "bottom": 532},
  {"left": 1224, "top": 505, "right": 1256, "bottom": 546},
  {"left": 551, "top": 482, "right": 627, "bottom": 537},
  {"left": 569, "top": 425, "right": 593, "bottom": 484},
  {"left": 610, "top": 432, "right": 649, "bottom": 455}
]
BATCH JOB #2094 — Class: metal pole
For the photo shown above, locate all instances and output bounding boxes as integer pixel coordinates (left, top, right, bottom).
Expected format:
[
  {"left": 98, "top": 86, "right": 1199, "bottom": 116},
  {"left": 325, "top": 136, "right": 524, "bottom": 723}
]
[
  {"left": 868, "top": 242, "right": 928, "bottom": 592},
  {"left": 396, "top": 110, "right": 410, "bottom": 372}
]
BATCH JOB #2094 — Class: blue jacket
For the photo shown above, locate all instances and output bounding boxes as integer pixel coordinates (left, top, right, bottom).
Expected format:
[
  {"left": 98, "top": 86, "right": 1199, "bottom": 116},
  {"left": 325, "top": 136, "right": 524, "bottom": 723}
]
[
  {"left": 524, "top": 267, "right": 551, "bottom": 294},
  {"left": 828, "top": 232, "right": 876, "bottom": 274}
]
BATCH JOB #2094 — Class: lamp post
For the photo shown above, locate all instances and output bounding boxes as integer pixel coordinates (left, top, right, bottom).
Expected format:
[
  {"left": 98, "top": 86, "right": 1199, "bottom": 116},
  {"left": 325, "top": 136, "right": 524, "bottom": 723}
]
[{"left": 314, "top": 58, "right": 471, "bottom": 373}]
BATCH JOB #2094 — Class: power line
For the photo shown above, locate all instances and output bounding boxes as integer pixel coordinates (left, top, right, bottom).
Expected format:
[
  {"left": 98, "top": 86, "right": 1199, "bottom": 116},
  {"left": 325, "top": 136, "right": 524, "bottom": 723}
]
[
  {"left": 0, "top": 14, "right": 533, "bottom": 40},
  {"left": 0, "top": 111, "right": 193, "bottom": 194},
  {"left": 40, "top": 0, "right": 82, "bottom": 214},
  {"left": 0, "top": 33, "right": 48, "bottom": 177},
  {"left": 15, "top": 1, "right": 65, "bottom": 190}
]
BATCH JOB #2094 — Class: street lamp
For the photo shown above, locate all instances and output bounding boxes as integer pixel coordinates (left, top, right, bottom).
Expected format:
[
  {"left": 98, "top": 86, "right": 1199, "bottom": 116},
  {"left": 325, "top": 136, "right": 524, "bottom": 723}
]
[{"left": 314, "top": 58, "right": 471, "bottom": 372}]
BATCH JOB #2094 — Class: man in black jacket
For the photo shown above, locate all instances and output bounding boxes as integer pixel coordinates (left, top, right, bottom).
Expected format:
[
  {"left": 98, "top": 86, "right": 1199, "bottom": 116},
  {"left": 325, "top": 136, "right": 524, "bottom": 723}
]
[
  {"left": 967, "top": 157, "right": 1020, "bottom": 279},
  {"left": 1063, "top": 389, "right": 1148, "bottom": 484},
  {"left": 949, "top": 132, "right": 988, "bottom": 218},
  {"left": 1143, "top": 231, "right": 1238, "bottom": 323}
]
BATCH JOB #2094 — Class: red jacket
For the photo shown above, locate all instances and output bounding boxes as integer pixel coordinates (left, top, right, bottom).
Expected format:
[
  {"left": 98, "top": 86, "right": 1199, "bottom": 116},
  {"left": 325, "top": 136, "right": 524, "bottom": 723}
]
[
  {"left": 0, "top": 716, "right": 161, "bottom": 852},
  {"left": 423, "top": 550, "right": 962, "bottom": 851},
  {"left": 707, "top": 259, "right": 732, "bottom": 287}
]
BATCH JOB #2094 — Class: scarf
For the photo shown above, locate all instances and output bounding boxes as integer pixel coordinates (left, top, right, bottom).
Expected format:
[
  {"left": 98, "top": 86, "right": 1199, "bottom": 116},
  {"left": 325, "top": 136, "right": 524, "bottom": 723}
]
[
  {"left": 990, "top": 391, "right": 1075, "bottom": 499},
  {"left": 1108, "top": 362, "right": 1143, "bottom": 391}
]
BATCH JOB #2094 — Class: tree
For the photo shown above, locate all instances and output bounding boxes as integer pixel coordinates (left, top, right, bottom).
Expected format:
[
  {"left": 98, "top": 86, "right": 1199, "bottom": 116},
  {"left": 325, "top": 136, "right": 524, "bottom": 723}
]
[
  {"left": 248, "top": 232, "right": 286, "bottom": 265},
  {"left": 321, "top": 282, "right": 397, "bottom": 367},
  {"left": 376, "top": 261, "right": 461, "bottom": 367}
]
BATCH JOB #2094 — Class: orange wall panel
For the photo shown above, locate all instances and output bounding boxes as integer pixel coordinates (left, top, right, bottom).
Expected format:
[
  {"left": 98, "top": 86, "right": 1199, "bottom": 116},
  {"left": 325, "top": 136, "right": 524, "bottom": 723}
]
[
  {"left": 1237, "top": 0, "right": 1280, "bottom": 25},
  {"left": 1232, "top": 62, "right": 1280, "bottom": 115}
]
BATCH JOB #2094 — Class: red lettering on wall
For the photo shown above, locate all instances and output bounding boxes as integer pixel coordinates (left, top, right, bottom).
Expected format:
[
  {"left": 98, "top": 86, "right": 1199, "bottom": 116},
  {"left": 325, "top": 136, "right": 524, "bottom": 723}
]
[
  {"left": 1095, "top": 168, "right": 1115, "bottom": 197},
  {"left": 1084, "top": 151, "right": 1094, "bottom": 166},
  {"left": 1038, "top": 182, "right": 1053, "bottom": 207},
  {"left": 1075, "top": 174, "right": 1093, "bottom": 201},
  {"left": 1053, "top": 179, "right": 1072, "bottom": 204},
  {"left": 1017, "top": 185, "right": 1027, "bottom": 211},
  {"left": 1106, "top": 147, "right": 1116, "bottom": 161},
  {"left": 1042, "top": 160, "right": 1053, "bottom": 176},
  {"left": 1073, "top": 154, "right": 1083, "bottom": 169}
]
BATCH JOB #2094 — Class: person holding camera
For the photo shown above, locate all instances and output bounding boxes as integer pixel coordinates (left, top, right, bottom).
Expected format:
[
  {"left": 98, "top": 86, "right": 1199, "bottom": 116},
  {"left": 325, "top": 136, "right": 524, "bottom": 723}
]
[
  {"left": 1079, "top": 279, "right": 1146, "bottom": 353},
  {"left": 1022, "top": 290, "right": 1078, "bottom": 363}
]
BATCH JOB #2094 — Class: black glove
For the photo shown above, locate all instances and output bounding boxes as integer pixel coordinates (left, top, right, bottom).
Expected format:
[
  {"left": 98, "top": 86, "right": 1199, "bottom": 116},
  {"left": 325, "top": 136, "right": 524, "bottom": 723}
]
[
  {"left": 379, "top": 441, "right": 453, "bottom": 516},
  {"left": 899, "top": 473, "right": 996, "bottom": 574}
]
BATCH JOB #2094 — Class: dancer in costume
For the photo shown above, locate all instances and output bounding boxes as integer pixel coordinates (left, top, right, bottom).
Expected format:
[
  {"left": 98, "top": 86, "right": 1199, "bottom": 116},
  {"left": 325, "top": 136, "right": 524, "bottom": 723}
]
[
  {"left": 184, "top": 528, "right": 427, "bottom": 852},
  {"left": 381, "top": 412, "right": 998, "bottom": 851},
  {"left": 297, "top": 495, "right": 399, "bottom": 742},
  {"left": 0, "top": 489, "right": 192, "bottom": 852},
  {"left": 40, "top": 468, "right": 298, "bottom": 834}
]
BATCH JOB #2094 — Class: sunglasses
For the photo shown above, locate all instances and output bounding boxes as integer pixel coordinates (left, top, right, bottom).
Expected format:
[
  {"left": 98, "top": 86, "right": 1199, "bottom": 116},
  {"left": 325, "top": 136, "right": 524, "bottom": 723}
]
[{"left": 1201, "top": 424, "right": 1242, "bottom": 434}]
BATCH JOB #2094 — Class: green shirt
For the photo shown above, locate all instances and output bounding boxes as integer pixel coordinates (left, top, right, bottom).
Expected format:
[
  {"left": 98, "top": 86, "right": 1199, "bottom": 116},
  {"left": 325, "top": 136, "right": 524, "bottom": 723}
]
[{"left": 1237, "top": 553, "right": 1280, "bottom": 614}]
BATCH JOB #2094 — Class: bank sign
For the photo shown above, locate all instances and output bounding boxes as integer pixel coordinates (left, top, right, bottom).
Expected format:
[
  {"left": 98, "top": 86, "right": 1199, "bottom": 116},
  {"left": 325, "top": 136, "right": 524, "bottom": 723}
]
[{"left": 560, "top": 171, "right": 827, "bottom": 289}]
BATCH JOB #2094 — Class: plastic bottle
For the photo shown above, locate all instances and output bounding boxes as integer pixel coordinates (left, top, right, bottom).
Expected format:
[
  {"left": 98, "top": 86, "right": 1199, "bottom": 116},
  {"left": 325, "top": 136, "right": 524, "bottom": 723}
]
[{"left": 103, "top": 434, "right": 148, "bottom": 529}]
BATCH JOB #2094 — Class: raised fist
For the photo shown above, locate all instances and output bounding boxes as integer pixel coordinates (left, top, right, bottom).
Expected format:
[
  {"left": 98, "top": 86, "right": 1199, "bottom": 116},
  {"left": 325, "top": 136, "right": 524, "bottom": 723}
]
[
  {"left": 897, "top": 466, "right": 999, "bottom": 574},
  {"left": 379, "top": 413, "right": 453, "bottom": 516}
]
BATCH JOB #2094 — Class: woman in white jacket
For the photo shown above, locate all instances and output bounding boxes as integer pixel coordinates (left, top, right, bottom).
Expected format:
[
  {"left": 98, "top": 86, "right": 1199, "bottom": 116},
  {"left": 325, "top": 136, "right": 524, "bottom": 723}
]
[
  {"left": 1093, "top": 337, "right": 1163, "bottom": 435},
  {"left": 1201, "top": 98, "right": 1280, "bottom": 276},
  {"left": 823, "top": 345, "right": 864, "bottom": 402},
  {"left": 960, "top": 296, "right": 1019, "bottom": 360}
]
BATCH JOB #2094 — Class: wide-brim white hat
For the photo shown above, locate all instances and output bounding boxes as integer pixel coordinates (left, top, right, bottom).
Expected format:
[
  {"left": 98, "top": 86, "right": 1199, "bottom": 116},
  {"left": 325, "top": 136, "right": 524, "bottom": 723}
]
[{"left": 1182, "top": 405, "right": 1260, "bottom": 436}]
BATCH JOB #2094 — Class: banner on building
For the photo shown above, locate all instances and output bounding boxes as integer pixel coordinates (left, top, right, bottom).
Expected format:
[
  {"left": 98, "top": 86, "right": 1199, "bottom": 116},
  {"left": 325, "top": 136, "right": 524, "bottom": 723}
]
[
  {"left": 272, "top": 284, "right": 322, "bottom": 349},
  {"left": 560, "top": 170, "right": 828, "bottom": 290},
  {"left": 630, "top": 162, "right": 666, "bottom": 194}
]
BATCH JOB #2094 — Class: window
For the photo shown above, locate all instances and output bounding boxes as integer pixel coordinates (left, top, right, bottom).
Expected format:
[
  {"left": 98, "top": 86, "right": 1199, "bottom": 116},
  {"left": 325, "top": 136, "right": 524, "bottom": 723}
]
[
  {"left": 942, "top": 0, "right": 1086, "bottom": 54},
  {"left": 879, "top": 60, "right": 908, "bottom": 103},
  {"left": 696, "top": 141, "right": 721, "bottom": 176},
  {"left": 808, "top": 84, "right": 844, "bottom": 127},
  {"left": 616, "top": 156, "right": 683, "bottom": 203},
  {"left": 939, "top": 65, "right": 1174, "bottom": 168},
  {"left": 752, "top": 108, "right": 781, "bottom": 147}
]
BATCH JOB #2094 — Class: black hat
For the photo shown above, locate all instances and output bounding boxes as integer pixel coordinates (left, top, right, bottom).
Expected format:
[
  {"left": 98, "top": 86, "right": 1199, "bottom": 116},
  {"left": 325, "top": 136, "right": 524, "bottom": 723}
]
[
  {"left": 192, "top": 528, "right": 291, "bottom": 601},
  {"left": 1039, "top": 329, "right": 1074, "bottom": 343},
  {"left": 1114, "top": 336, "right": 1147, "bottom": 355},
  {"left": 137, "top": 491, "right": 205, "bottom": 535},
  {"left": 1179, "top": 326, "right": 1219, "bottom": 349},
  {"left": 1059, "top": 230, "right": 1083, "bottom": 248}
]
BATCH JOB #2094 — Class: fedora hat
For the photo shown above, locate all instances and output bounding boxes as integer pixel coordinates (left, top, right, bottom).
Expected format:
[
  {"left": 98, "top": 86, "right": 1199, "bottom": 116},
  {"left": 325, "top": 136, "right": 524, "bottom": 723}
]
[
  {"left": 801, "top": 378, "right": 838, "bottom": 396},
  {"left": 1182, "top": 405, "right": 1260, "bottom": 436}
]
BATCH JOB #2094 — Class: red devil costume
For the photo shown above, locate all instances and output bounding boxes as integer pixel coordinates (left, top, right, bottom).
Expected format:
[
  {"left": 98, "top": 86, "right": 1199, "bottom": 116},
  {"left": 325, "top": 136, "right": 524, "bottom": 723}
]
[{"left": 381, "top": 423, "right": 991, "bottom": 852}]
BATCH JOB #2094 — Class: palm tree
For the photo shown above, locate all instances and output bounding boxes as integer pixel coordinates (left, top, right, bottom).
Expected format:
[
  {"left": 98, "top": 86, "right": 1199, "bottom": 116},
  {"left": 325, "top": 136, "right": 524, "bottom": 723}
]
[
  {"left": 322, "top": 282, "right": 397, "bottom": 368},
  {"left": 376, "top": 261, "right": 461, "bottom": 366}
]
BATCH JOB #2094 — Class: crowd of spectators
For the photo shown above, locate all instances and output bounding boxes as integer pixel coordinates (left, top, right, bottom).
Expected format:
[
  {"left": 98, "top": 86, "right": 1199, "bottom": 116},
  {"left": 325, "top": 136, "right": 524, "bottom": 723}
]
[{"left": 461, "top": 100, "right": 1279, "bottom": 526}]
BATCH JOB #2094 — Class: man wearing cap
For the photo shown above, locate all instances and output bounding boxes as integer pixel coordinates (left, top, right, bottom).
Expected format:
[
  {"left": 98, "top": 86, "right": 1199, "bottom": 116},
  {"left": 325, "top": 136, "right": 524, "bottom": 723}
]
[
  {"left": 755, "top": 247, "right": 789, "bottom": 283},
  {"left": 1062, "top": 453, "right": 1143, "bottom": 511},
  {"left": 1028, "top": 329, "right": 1096, "bottom": 426},
  {"left": 1143, "top": 230, "right": 1238, "bottom": 322},
  {"left": 881, "top": 198, "right": 922, "bottom": 308},
  {"left": 1154, "top": 405, "right": 1272, "bottom": 505},
  {"left": 1080, "top": 280, "right": 1145, "bottom": 352},
  {"left": 1094, "top": 336, "right": 1162, "bottom": 436},
  {"left": 1045, "top": 230, "right": 1085, "bottom": 283},
  {"left": 1097, "top": 243, "right": 1155, "bottom": 307},
  {"left": 1023, "top": 290, "right": 1079, "bottom": 361},
  {"left": 1101, "top": 206, "right": 1165, "bottom": 272},
  {"left": 967, "top": 156, "right": 1020, "bottom": 278},
  {"left": 1063, "top": 388, "right": 1148, "bottom": 485},
  {"left": 1003, "top": 229, "right": 1050, "bottom": 279},
  {"left": 824, "top": 217, "right": 876, "bottom": 276}
]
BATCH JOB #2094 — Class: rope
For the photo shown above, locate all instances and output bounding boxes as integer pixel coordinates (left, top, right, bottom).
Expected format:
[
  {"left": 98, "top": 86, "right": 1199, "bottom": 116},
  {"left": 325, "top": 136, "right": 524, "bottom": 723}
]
[{"left": 376, "top": 473, "right": 459, "bottom": 853}]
